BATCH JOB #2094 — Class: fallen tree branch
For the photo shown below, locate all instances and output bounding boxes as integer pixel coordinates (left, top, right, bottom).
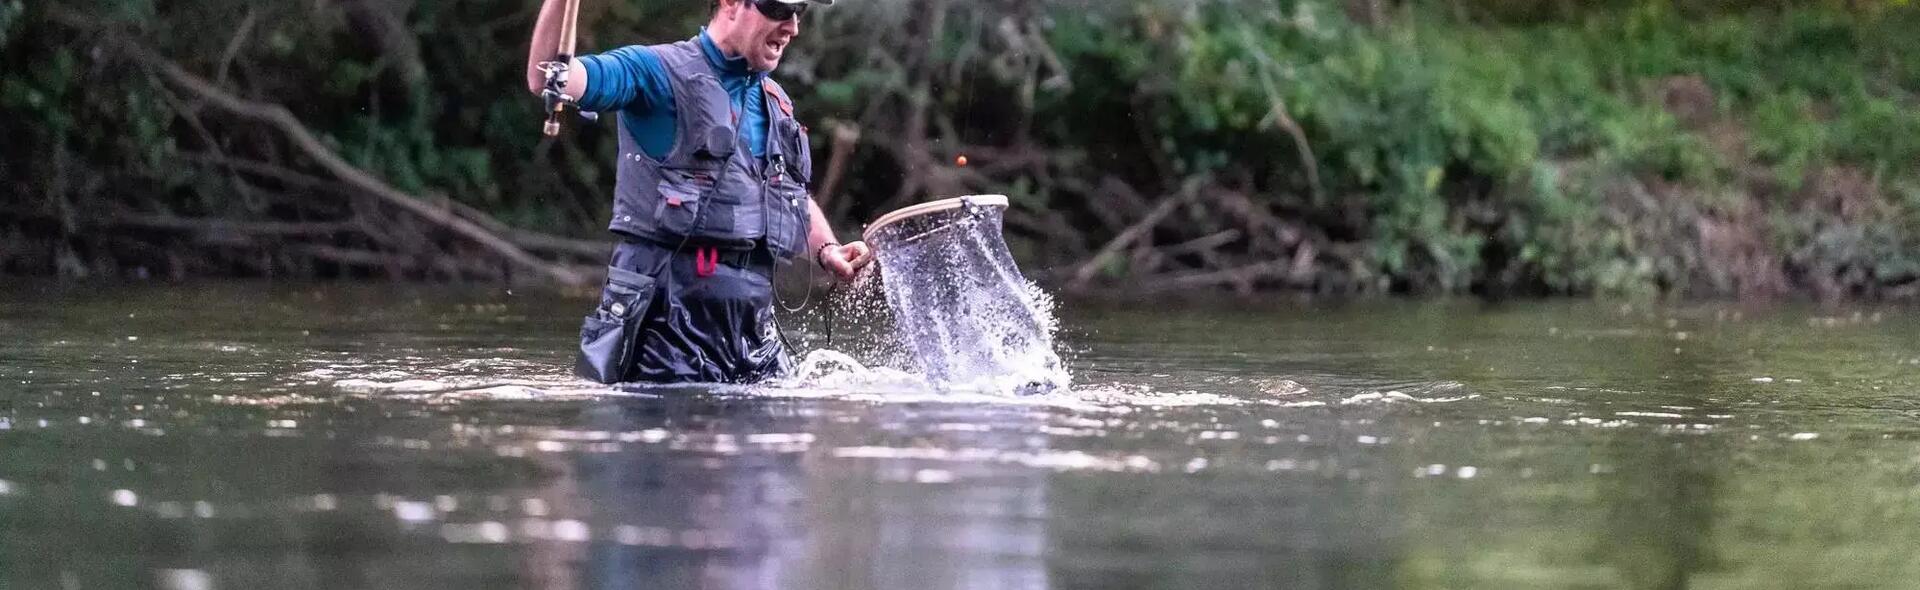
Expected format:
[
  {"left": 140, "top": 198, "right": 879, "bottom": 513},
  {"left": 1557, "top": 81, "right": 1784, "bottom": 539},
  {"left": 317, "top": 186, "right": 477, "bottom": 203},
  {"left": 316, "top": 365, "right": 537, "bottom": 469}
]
[
  {"left": 181, "top": 151, "right": 608, "bottom": 260},
  {"left": 1160, "top": 229, "right": 1243, "bottom": 258},
  {"left": 1066, "top": 180, "right": 1202, "bottom": 291},
  {"left": 504, "top": 228, "right": 612, "bottom": 260},
  {"left": 291, "top": 244, "right": 415, "bottom": 269},
  {"left": 91, "top": 33, "right": 588, "bottom": 285},
  {"left": 1140, "top": 259, "right": 1298, "bottom": 294},
  {"left": 213, "top": 9, "right": 259, "bottom": 88},
  {"left": 108, "top": 213, "right": 354, "bottom": 238},
  {"left": 1207, "top": 186, "right": 1301, "bottom": 254},
  {"left": 427, "top": 193, "right": 611, "bottom": 260}
]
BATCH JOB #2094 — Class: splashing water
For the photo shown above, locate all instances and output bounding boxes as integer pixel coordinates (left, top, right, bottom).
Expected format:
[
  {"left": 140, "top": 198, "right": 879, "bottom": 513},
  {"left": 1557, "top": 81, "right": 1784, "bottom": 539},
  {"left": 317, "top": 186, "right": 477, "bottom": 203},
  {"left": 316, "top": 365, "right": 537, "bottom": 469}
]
[
  {"left": 858, "top": 196, "right": 1069, "bottom": 395},
  {"left": 782, "top": 349, "right": 929, "bottom": 391}
]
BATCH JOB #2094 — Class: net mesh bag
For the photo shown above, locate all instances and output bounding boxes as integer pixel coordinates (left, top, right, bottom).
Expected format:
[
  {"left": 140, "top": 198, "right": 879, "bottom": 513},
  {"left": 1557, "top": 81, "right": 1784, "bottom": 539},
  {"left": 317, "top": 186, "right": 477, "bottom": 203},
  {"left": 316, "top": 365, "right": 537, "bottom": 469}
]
[{"left": 863, "top": 195, "right": 1067, "bottom": 393}]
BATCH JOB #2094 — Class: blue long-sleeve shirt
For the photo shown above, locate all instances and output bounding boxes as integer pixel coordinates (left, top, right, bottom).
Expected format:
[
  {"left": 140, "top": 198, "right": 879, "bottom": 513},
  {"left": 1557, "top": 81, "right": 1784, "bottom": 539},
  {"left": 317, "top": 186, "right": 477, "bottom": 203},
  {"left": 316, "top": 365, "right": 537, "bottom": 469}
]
[{"left": 576, "top": 30, "right": 771, "bottom": 160}]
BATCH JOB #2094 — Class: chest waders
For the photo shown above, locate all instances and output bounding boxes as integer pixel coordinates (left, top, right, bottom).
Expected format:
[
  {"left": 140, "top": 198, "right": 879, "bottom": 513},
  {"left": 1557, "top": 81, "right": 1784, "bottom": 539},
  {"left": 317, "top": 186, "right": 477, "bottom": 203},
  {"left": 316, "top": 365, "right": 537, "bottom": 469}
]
[{"left": 575, "top": 39, "right": 814, "bottom": 385}]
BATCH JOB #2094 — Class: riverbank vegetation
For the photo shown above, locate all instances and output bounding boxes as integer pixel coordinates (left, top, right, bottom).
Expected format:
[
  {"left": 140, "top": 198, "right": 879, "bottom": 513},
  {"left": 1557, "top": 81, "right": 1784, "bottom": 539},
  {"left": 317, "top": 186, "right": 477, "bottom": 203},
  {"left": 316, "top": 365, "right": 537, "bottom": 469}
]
[{"left": 3, "top": 0, "right": 1916, "bottom": 299}]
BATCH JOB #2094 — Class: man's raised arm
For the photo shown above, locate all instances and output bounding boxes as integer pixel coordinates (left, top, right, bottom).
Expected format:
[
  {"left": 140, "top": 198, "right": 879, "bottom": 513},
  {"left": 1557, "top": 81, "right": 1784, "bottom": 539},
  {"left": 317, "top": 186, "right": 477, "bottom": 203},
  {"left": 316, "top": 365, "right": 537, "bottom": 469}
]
[{"left": 526, "top": 0, "right": 589, "bottom": 99}]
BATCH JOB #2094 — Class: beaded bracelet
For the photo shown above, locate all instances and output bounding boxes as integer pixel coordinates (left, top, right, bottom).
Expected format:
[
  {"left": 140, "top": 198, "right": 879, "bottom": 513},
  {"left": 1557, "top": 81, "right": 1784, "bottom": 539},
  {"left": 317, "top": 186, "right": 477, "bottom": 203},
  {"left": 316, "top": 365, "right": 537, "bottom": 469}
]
[{"left": 815, "top": 242, "right": 840, "bottom": 270}]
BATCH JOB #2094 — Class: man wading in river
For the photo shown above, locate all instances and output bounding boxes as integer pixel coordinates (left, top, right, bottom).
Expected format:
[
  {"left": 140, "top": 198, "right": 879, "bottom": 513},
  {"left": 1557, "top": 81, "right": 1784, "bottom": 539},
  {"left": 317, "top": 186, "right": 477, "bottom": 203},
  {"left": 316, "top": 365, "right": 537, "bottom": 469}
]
[{"left": 526, "top": 0, "right": 871, "bottom": 384}]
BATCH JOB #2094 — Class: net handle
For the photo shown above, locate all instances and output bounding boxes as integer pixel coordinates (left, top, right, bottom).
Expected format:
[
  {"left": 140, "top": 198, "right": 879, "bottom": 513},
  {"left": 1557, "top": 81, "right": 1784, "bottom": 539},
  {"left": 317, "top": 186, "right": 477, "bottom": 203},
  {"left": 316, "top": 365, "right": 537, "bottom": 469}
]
[{"left": 861, "top": 194, "right": 1009, "bottom": 243}]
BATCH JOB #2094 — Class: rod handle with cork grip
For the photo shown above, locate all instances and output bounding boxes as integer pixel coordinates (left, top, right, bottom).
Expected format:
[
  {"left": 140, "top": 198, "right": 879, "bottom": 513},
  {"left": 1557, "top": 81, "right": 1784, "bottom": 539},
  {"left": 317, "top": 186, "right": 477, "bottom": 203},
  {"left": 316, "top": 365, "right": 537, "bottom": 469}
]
[{"left": 538, "top": 0, "right": 593, "bottom": 137}]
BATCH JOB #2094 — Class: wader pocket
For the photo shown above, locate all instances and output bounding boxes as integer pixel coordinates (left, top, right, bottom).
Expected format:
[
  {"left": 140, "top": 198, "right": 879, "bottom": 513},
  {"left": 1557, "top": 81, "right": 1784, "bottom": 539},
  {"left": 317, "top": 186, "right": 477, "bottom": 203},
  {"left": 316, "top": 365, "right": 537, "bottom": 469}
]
[{"left": 574, "top": 265, "right": 657, "bottom": 384}]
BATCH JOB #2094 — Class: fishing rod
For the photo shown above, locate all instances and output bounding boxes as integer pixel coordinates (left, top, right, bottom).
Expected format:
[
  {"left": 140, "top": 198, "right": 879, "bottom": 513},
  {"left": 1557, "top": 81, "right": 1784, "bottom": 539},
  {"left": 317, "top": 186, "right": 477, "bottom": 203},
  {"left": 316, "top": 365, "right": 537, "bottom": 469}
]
[{"left": 537, "top": 0, "right": 597, "bottom": 136}]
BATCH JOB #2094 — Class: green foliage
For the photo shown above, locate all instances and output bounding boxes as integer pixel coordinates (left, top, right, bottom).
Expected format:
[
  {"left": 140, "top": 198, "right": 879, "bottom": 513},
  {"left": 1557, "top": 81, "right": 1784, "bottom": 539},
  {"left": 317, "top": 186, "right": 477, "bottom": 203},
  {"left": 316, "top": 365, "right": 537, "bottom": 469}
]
[
  {"left": 1126, "top": 1, "right": 1714, "bottom": 292},
  {"left": 0, "top": 0, "right": 22, "bottom": 49},
  {"left": 4, "top": 0, "right": 1918, "bottom": 295},
  {"left": 1081, "top": 0, "right": 1920, "bottom": 295}
]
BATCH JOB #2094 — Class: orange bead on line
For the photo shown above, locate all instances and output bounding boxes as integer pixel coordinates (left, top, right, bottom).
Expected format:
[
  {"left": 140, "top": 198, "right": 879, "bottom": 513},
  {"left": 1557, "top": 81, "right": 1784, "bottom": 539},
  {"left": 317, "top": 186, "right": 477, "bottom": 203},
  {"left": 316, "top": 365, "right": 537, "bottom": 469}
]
[{"left": 955, "top": 155, "right": 968, "bottom": 167}]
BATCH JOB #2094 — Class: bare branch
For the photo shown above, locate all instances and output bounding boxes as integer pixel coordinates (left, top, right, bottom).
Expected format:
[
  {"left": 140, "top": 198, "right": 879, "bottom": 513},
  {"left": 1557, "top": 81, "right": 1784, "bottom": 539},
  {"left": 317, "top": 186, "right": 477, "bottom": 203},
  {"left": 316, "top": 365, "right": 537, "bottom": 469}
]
[
  {"left": 1067, "top": 182, "right": 1201, "bottom": 291},
  {"left": 118, "top": 46, "right": 589, "bottom": 285}
]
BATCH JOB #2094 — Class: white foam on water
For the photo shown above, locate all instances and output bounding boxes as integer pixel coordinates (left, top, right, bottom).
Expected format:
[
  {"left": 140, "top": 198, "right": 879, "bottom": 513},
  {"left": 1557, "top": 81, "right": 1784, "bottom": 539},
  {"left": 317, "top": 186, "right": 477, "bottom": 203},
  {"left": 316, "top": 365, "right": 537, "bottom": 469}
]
[
  {"left": 257, "top": 293, "right": 1474, "bottom": 412},
  {"left": 155, "top": 569, "right": 214, "bottom": 590},
  {"left": 288, "top": 347, "right": 1478, "bottom": 413},
  {"left": 780, "top": 349, "right": 929, "bottom": 392},
  {"left": 334, "top": 379, "right": 451, "bottom": 394},
  {"left": 306, "top": 357, "right": 607, "bottom": 401},
  {"left": 743, "top": 355, "right": 1478, "bottom": 411}
]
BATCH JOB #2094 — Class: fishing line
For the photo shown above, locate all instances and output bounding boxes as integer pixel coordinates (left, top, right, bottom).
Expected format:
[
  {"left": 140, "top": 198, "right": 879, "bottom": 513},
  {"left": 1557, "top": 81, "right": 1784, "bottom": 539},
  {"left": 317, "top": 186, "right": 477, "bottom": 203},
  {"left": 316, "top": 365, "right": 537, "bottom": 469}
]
[
  {"left": 775, "top": 244, "right": 817, "bottom": 313},
  {"left": 769, "top": 243, "right": 813, "bottom": 365}
]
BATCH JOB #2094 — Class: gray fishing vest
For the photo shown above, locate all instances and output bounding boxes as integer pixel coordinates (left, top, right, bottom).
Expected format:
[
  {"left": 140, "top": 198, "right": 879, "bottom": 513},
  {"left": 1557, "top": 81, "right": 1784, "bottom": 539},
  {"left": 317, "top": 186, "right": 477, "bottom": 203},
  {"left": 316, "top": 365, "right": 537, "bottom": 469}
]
[{"left": 609, "top": 39, "right": 813, "bottom": 261}]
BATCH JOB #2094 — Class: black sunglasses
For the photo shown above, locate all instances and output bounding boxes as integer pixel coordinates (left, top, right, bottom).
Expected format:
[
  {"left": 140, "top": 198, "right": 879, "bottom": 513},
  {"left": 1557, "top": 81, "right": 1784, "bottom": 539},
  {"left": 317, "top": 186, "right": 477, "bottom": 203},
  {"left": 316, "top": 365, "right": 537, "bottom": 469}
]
[{"left": 749, "top": 0, "right": 808, "bottom": 21}]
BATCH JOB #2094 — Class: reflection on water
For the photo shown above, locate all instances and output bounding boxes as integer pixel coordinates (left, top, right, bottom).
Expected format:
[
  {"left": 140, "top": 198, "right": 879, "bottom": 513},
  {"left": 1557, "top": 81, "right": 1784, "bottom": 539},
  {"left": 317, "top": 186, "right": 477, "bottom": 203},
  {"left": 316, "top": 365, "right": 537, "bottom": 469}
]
[{"left": 3, "top": 282, "right": 1920, "bottom": 589}]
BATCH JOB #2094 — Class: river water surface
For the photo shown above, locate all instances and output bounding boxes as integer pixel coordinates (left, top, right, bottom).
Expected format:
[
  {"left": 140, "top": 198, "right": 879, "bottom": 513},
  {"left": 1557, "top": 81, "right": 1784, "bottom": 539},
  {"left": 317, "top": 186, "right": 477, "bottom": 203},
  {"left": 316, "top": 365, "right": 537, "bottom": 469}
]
[{"left": 3, "top": 282, "right": 1919, "bottom": 589}]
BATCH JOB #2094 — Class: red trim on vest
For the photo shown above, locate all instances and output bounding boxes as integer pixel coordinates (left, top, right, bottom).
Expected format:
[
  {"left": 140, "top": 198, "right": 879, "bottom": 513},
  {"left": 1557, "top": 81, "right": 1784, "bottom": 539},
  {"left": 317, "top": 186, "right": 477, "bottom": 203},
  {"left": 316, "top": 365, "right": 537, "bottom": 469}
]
[{"left": 762, "top": 79, "right": 793, "bottom": 117}]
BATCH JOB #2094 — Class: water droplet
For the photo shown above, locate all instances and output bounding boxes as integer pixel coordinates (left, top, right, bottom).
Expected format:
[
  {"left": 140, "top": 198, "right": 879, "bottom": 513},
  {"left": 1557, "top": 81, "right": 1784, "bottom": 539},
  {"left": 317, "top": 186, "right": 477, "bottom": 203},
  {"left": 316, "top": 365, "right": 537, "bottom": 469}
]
[
  {"left": 441, "top": 521, "right": 511, "bottom": 544},
  {"left": 112, "top": 489, "right": 138, "bottom": 507},
  {"left": 553, "top": 519, "right": 590, "bottom": 542},
  {"left": 156, "top": 568, "right": 214, "bottom": 590},
  {"left": 615, "top": 525, "right": 644, "bottom": 545},
  {"left": 394, "top": 501, "right": 435, "bottom": 522},
  {"left": 913, "top": 469, "right": 954, "bottom": 484}
]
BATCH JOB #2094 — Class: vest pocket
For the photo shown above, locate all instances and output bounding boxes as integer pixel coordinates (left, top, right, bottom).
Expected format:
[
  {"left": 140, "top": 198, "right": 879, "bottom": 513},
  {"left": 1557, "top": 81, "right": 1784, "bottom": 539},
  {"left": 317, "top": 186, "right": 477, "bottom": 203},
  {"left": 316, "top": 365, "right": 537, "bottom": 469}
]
[
  {"left": 574, "top": 265, "right": 658, "bottom": 384},
  {"left": 764, "top": 177, "right": 810, "bottom": 258},
  {"left": 655, "top": 169, "right": 716, "bottom": 236}
]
